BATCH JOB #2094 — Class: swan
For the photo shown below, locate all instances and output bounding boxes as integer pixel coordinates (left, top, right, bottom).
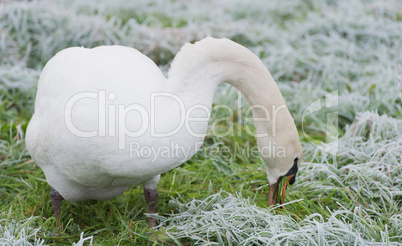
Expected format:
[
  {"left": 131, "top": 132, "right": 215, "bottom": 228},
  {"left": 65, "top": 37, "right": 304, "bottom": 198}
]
[{"left": 26, "top": 37, "right": 302, "bottom": 227}]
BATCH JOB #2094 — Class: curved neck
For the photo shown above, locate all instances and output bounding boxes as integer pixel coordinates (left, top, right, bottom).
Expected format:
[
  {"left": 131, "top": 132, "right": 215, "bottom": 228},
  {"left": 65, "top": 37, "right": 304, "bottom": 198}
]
[{"left": 166, "top": 38, "right": 293, "bottom": 142}]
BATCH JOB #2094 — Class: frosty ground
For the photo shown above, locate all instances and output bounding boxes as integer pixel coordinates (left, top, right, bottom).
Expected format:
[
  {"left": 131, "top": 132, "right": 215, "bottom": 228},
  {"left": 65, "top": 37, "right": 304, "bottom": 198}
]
[{"left": 0, "top": 0, "right": 401, "bottom": 245}]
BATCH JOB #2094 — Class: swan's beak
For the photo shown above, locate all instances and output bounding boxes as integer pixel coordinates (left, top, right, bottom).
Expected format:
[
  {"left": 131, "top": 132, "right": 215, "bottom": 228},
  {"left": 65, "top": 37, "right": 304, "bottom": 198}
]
[
  {"left": 286, "top": 174, "right": 295, "bottom": 184},
  {"left": 287, "top": 173, "right": 296, "bottom": 185},
  {"left": 279, "top": 174, "right": 295, "bottom": 206},
  {"left": 268, "top": 174, "right": 295, "bottom": 207},
  {"left": 268, "top": 182, "right": 277, "bottom": 206},
  {"left": 268, "top": 176, "right": 283, "bottom": 206}
]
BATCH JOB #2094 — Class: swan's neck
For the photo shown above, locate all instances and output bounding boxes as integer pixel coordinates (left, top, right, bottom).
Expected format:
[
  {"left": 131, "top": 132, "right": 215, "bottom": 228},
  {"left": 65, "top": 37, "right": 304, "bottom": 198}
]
[
  {"left": 146, "top": 38, "right": 300, "bottom": 185},
  {"left": 166, "top": 38, "right": 292, "bottom": 146}
]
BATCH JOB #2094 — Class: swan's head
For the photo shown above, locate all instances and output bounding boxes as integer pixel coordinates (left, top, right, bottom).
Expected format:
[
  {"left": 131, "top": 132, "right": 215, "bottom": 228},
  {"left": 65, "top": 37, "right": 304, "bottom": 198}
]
[
  {"left": 256, "top": 114, "right": 303, "bottom": 207},
  {"left": 265, "top": 150, "right": 302, "bottom": 207}
]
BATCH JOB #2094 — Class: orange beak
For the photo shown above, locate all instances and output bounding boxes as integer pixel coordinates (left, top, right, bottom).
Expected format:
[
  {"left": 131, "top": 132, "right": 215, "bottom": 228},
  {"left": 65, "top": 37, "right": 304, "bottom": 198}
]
[
  {"left": 281, "top": 174, "right": 295, "bottom": 206},
  {"left": 268, "top": 174, "right": 295, "bottom": 207}
]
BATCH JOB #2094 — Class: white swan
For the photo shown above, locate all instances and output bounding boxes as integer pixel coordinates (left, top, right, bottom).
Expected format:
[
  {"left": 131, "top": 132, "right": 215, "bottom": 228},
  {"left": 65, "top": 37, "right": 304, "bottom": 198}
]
[{"left": 26, "top": 37, "right": 302, "bottom": 226}]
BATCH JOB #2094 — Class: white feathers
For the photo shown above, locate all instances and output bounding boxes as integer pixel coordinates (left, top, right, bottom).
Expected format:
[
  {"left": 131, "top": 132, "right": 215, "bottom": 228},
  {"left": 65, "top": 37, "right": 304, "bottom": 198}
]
[{"left": 26, "top": 37, "right": 301, "bottom": 201}]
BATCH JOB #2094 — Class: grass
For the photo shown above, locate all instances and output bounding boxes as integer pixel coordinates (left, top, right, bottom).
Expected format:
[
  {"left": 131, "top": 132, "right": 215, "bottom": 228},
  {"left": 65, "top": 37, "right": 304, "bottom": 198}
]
[{"left": 1, "top": 0, "right": 402, "bottom": 245}]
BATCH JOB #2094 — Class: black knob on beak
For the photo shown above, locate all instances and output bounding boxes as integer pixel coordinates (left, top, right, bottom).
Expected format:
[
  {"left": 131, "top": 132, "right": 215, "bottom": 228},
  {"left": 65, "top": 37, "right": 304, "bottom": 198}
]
[{"left": 285, "top": 158, "right": 298, "bottom": 185}]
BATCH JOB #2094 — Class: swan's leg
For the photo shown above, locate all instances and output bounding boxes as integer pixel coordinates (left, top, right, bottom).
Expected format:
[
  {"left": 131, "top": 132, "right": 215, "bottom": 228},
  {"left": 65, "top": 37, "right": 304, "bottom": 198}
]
[
  {"left": 143, "top": 175, "right": 160, "bottom": 228},
  {"left": 50, "top": 187, "right": 64, "bottom": 228}
]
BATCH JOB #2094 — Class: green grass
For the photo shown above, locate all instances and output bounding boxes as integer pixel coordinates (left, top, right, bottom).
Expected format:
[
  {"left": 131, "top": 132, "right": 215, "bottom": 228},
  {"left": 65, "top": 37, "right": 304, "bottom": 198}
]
[{"left": 1, "top": 0, "right": 402, "bottom": 245}]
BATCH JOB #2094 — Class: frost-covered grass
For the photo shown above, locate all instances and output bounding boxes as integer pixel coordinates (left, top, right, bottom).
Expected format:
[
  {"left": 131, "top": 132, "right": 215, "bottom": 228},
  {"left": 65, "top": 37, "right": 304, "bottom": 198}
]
[
  {"left": 1, "top": 0, "right": 401, "bottom": 245},
  {"left": 0, "top": 214, "right": 93, "bottom": 246},
  {"left": 158, "top": 191, "right": 399, "bottom": 245},
  {"left": 158, "top": 112, "right": 402, "bottom": 245},
  {"left": 0, "top": 216, "right": 45, "bottom": 246}
]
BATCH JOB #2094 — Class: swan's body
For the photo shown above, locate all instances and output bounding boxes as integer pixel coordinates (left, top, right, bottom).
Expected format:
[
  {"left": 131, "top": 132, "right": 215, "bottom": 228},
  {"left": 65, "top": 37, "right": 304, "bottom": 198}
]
[
  {"left": 27, "top": 45, "right": 200, "bottom": 201},
  {"left": 26, "top": 37, "right": 302, "bottom": 225}
]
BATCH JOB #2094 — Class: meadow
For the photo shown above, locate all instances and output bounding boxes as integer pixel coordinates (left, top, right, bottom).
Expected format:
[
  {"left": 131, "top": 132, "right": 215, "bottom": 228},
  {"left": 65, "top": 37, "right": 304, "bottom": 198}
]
[{"left": 0, "top": 0, "right": 401, "bottom": 245}]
